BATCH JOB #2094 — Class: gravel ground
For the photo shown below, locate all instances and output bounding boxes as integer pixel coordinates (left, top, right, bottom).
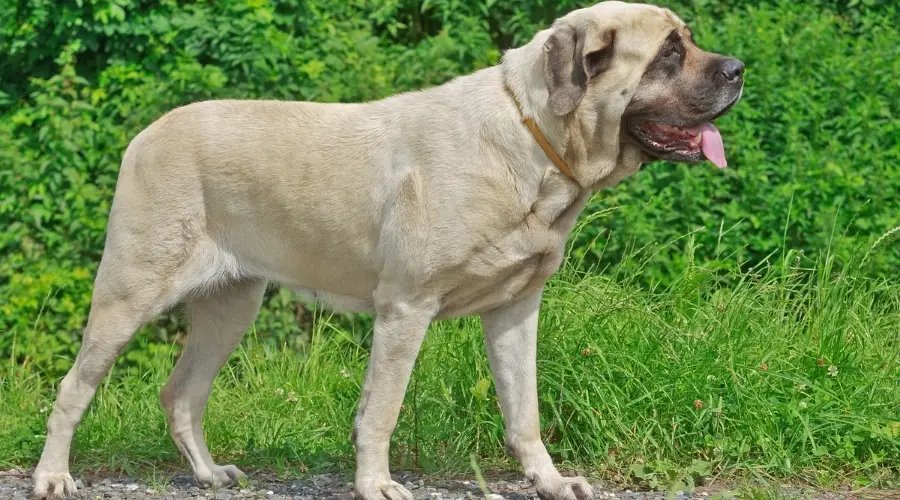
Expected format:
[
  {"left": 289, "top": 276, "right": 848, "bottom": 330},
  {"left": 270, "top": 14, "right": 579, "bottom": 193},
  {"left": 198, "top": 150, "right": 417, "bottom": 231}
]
[{"left": 0, "top": 469, "right": 885, "bottom": 500}]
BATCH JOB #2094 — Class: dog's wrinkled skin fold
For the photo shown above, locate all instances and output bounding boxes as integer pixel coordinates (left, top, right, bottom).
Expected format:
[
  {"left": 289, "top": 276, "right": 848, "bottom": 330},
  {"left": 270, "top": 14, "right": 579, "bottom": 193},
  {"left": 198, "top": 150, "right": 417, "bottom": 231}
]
[{"left": 32, "top": 2, "right": 743, "bottom": 500}]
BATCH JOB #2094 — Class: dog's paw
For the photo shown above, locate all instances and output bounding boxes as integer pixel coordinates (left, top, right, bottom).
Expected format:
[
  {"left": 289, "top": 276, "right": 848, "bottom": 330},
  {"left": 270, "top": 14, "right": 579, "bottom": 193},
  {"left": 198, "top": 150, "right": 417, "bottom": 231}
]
[
  {"left": 31, "top": 471, "right": 77, "bottom": 500},
  {"left": 195, "top": 464, "right": 247, "bottom": 489},
  {"left": 535, "top": 475, "right": 595, "bottom": 500},
  {"left": 354, "top": 479, "right": 415, "bottom": 500}
]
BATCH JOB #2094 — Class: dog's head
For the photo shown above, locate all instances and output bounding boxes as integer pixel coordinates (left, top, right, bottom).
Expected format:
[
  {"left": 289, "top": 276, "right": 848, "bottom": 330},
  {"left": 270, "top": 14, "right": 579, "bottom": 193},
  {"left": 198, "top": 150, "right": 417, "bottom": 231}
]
[{"left": 542, "top": 1, "right": 743, "bottom": 169}]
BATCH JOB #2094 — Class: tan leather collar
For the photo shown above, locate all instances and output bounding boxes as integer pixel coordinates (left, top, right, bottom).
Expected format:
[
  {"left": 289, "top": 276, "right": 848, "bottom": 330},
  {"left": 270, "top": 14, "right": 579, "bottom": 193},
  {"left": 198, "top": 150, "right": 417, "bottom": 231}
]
[{"left": 505, "top": 85, "right": 577, "bottom": 184}]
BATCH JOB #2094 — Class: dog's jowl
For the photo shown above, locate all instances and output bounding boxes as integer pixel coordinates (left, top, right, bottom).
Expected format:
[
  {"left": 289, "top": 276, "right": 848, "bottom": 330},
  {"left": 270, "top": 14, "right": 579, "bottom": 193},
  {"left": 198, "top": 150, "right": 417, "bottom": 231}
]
[{"left": 32, "top": 2, "right": 742, "bottom": 500}]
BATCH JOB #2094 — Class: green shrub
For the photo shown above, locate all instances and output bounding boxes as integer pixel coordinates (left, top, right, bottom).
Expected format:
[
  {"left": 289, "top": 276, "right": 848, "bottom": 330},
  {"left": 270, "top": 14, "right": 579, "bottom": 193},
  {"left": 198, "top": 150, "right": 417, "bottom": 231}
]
[{"left": 1, "top": 0, "right": 898, "bottom": 373}]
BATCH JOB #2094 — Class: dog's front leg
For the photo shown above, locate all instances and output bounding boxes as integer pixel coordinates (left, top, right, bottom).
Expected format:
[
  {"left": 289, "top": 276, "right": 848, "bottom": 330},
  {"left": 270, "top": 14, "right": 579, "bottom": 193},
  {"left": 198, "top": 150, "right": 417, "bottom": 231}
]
[
  {"left": 481, "top": 293, "right": 595, "bottom": 500},
  {"left": 353, "top": 298, "right": 435, "bottom": 500}
]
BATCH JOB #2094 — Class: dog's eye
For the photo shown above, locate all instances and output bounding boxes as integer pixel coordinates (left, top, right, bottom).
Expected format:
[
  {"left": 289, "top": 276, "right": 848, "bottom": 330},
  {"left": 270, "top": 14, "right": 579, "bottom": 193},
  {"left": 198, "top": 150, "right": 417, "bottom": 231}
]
[{"left": 662, "top": 43, "right": 681, "bottom": 59}]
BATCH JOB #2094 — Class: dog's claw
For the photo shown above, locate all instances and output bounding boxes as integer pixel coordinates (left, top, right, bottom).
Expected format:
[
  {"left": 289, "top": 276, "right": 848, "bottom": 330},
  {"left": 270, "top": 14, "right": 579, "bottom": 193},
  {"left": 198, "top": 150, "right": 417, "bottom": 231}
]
[
  {"left": 355, "top": 480, "right": 414, "bottom": 500},
  {"left": 31, "top": 471, "right": 77, "bottom": 500},
  {"left": 196, "top": 464, "right": 247, "bottom": 489},
  {"left": 535, "top": 476, "right": 595, "bottom": 500}
]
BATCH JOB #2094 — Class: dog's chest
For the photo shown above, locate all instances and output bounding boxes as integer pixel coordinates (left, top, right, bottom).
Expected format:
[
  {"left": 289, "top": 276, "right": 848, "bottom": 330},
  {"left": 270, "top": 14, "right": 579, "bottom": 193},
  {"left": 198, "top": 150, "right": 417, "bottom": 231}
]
[
  {"left": 436, "top": 221, "right": 568, "bottom": 318},
  {"left": 434, "top": 180, "right": 587, "bottom": 318}
]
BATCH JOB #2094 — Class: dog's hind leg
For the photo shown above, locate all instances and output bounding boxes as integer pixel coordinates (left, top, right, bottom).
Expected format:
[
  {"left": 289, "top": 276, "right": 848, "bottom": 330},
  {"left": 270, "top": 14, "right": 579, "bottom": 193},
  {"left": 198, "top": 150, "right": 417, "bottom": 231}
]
[
  {"left": 160, "top": 278, "right": 266, "bottom": 489},
  {"left": 32, "top": 262, "right": 179, "bottom": 500}
]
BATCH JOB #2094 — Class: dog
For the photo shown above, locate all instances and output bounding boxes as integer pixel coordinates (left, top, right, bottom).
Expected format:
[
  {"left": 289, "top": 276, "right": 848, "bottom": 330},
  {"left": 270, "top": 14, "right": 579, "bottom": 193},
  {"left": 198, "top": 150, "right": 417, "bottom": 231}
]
[{"left": 32, "top": 2, "right": 743, "bottom": 499}]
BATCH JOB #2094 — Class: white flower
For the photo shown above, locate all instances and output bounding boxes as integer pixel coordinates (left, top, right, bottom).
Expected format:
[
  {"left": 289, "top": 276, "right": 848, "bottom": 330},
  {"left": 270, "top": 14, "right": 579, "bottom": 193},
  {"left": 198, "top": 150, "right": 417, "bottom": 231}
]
[
  {"left": 799, "top": 401, "right": 808, "bottom": 409},
  {"left": 827, "top": 365, "right": 839, "bottom": 377}
]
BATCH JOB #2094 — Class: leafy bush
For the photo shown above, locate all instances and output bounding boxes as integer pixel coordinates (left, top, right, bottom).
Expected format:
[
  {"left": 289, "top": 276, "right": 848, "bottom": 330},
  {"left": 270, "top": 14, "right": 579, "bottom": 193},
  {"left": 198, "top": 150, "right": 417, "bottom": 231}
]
[{"left": 1, "top": 0, "right": 898, "bottom": 372}]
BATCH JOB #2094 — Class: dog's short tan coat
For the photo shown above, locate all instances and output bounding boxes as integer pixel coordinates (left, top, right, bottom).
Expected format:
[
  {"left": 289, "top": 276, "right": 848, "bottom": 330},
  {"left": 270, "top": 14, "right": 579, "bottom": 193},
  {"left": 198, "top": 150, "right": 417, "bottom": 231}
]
[{"left": 33, "top": 3, "right": 743, "bottom": 499}]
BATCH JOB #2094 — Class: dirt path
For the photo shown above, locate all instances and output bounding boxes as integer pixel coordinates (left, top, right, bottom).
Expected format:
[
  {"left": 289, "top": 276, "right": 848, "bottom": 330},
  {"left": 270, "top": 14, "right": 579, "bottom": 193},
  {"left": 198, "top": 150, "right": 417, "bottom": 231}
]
[{"left": 0, "top": 469, "right": 883, "bottom": 500}]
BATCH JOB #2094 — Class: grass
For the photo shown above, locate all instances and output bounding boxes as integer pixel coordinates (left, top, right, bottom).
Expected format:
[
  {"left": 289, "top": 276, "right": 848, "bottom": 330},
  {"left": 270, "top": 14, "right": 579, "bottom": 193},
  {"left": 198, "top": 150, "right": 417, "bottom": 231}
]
[{"left": 1, "top": 241, "right": 898, "bottom": 495}]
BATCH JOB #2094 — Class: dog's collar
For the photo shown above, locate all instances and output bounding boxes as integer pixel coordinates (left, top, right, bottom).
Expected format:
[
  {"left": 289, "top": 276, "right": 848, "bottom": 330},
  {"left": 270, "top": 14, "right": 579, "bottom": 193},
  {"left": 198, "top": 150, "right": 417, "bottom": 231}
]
[{"left": 505, "top": 84, "right": 577, "bottom": 184}]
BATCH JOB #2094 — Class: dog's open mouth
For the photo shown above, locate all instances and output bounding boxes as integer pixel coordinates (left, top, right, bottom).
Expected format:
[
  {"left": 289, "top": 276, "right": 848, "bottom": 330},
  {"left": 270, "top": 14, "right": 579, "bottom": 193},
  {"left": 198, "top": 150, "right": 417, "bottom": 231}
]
[{"left": 628, "top": 120, "right": 728, "bottom": 168}]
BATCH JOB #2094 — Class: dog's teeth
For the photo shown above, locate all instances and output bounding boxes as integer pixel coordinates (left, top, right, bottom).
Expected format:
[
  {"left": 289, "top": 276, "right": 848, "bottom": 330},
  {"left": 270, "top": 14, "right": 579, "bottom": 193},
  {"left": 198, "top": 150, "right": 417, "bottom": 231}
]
[
  {"left": 664, "top": 125, "right": 681, "bottom": 134},
  {"left": 695, "top": 131, "right": 703, "bottom": 142}
]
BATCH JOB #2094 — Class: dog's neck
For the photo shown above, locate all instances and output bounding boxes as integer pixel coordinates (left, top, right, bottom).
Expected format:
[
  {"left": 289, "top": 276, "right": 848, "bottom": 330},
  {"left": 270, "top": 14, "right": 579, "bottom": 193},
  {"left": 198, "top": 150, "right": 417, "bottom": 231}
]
[
  {"left": 503, "top": 81, "right": 578, "bottom": 185},
  {"left": 501, "top": 32, "right": 571, "bottom": 176},
  {"left": 501, "top": 31, "right": 648, "bottom": 192}
]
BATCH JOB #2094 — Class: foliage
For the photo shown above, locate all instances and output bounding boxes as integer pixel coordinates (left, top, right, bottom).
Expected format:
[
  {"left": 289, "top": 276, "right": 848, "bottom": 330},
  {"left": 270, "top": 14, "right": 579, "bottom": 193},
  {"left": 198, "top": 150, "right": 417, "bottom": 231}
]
[{"left": 1, "top": 0, "right": 899, "bottom": 476}]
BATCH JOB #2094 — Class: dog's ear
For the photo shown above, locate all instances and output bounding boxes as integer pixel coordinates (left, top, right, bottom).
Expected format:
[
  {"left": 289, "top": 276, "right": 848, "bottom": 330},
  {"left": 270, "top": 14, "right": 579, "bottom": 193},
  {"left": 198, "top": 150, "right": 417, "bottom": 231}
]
[{"left": 543, "top": 22, "right": 616, "bottom": 116}]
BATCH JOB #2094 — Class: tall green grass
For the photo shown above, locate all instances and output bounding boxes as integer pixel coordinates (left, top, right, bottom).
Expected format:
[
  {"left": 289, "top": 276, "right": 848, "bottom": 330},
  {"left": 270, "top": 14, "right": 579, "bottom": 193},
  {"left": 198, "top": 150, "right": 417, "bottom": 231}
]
[{"left": 2, "top": 238, "right": 897, "bottom": 489}]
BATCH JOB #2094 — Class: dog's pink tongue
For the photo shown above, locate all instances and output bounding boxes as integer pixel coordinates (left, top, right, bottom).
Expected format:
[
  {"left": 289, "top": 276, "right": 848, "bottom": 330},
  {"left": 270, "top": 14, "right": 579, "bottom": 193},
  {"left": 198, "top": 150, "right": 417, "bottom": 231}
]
[{"left": 694, "top": 122, "right": 727, "bottom": 168}]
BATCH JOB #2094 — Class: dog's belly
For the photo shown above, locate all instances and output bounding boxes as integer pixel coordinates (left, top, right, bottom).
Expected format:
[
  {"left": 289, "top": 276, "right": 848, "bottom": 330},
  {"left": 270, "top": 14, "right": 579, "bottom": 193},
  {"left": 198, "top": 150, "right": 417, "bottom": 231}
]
[
  {"left": 292, "top": 287, "right": 376, "bottom": 314},
  {"left": 200, "top": 187, "right": 382, "bottom": 299},
  {"left": 263, "top": 233, "right": 564, "bottom": 319},
  {"left": 231, "top": 237, "right": 382, "bottom": 302}
]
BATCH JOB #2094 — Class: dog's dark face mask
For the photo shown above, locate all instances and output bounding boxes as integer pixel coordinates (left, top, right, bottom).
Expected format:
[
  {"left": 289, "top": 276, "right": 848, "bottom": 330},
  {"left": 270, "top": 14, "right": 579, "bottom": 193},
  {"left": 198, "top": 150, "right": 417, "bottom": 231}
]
[{"left": 622, "top": 28, "right": 744, "bottom": 168}]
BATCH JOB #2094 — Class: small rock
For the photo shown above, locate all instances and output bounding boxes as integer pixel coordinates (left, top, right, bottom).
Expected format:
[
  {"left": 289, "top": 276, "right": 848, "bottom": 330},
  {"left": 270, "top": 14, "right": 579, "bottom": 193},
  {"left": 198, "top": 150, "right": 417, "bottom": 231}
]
[
  {"left": 75, "top": 479, "right": 84, "bottom": 489},
  {"left": 266, "top": 491, "right": 274, "bottom": 495},
  {"left": 126, "top": 483, "right": 139, "bottom": 491}
]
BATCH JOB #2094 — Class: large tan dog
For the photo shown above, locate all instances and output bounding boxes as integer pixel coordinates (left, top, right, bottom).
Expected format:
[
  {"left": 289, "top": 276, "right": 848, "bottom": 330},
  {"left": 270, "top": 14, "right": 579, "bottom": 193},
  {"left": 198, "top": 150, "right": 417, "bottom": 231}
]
[{"left": 32, "top": 2, "right": 743, "bottom": 499}]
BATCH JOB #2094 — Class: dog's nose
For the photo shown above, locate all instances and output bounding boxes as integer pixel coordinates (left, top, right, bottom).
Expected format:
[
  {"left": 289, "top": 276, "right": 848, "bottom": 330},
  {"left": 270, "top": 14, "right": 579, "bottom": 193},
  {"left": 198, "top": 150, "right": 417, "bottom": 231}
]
[{"left": 719, "top": 58, "right": 745, "bottom": 83}]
